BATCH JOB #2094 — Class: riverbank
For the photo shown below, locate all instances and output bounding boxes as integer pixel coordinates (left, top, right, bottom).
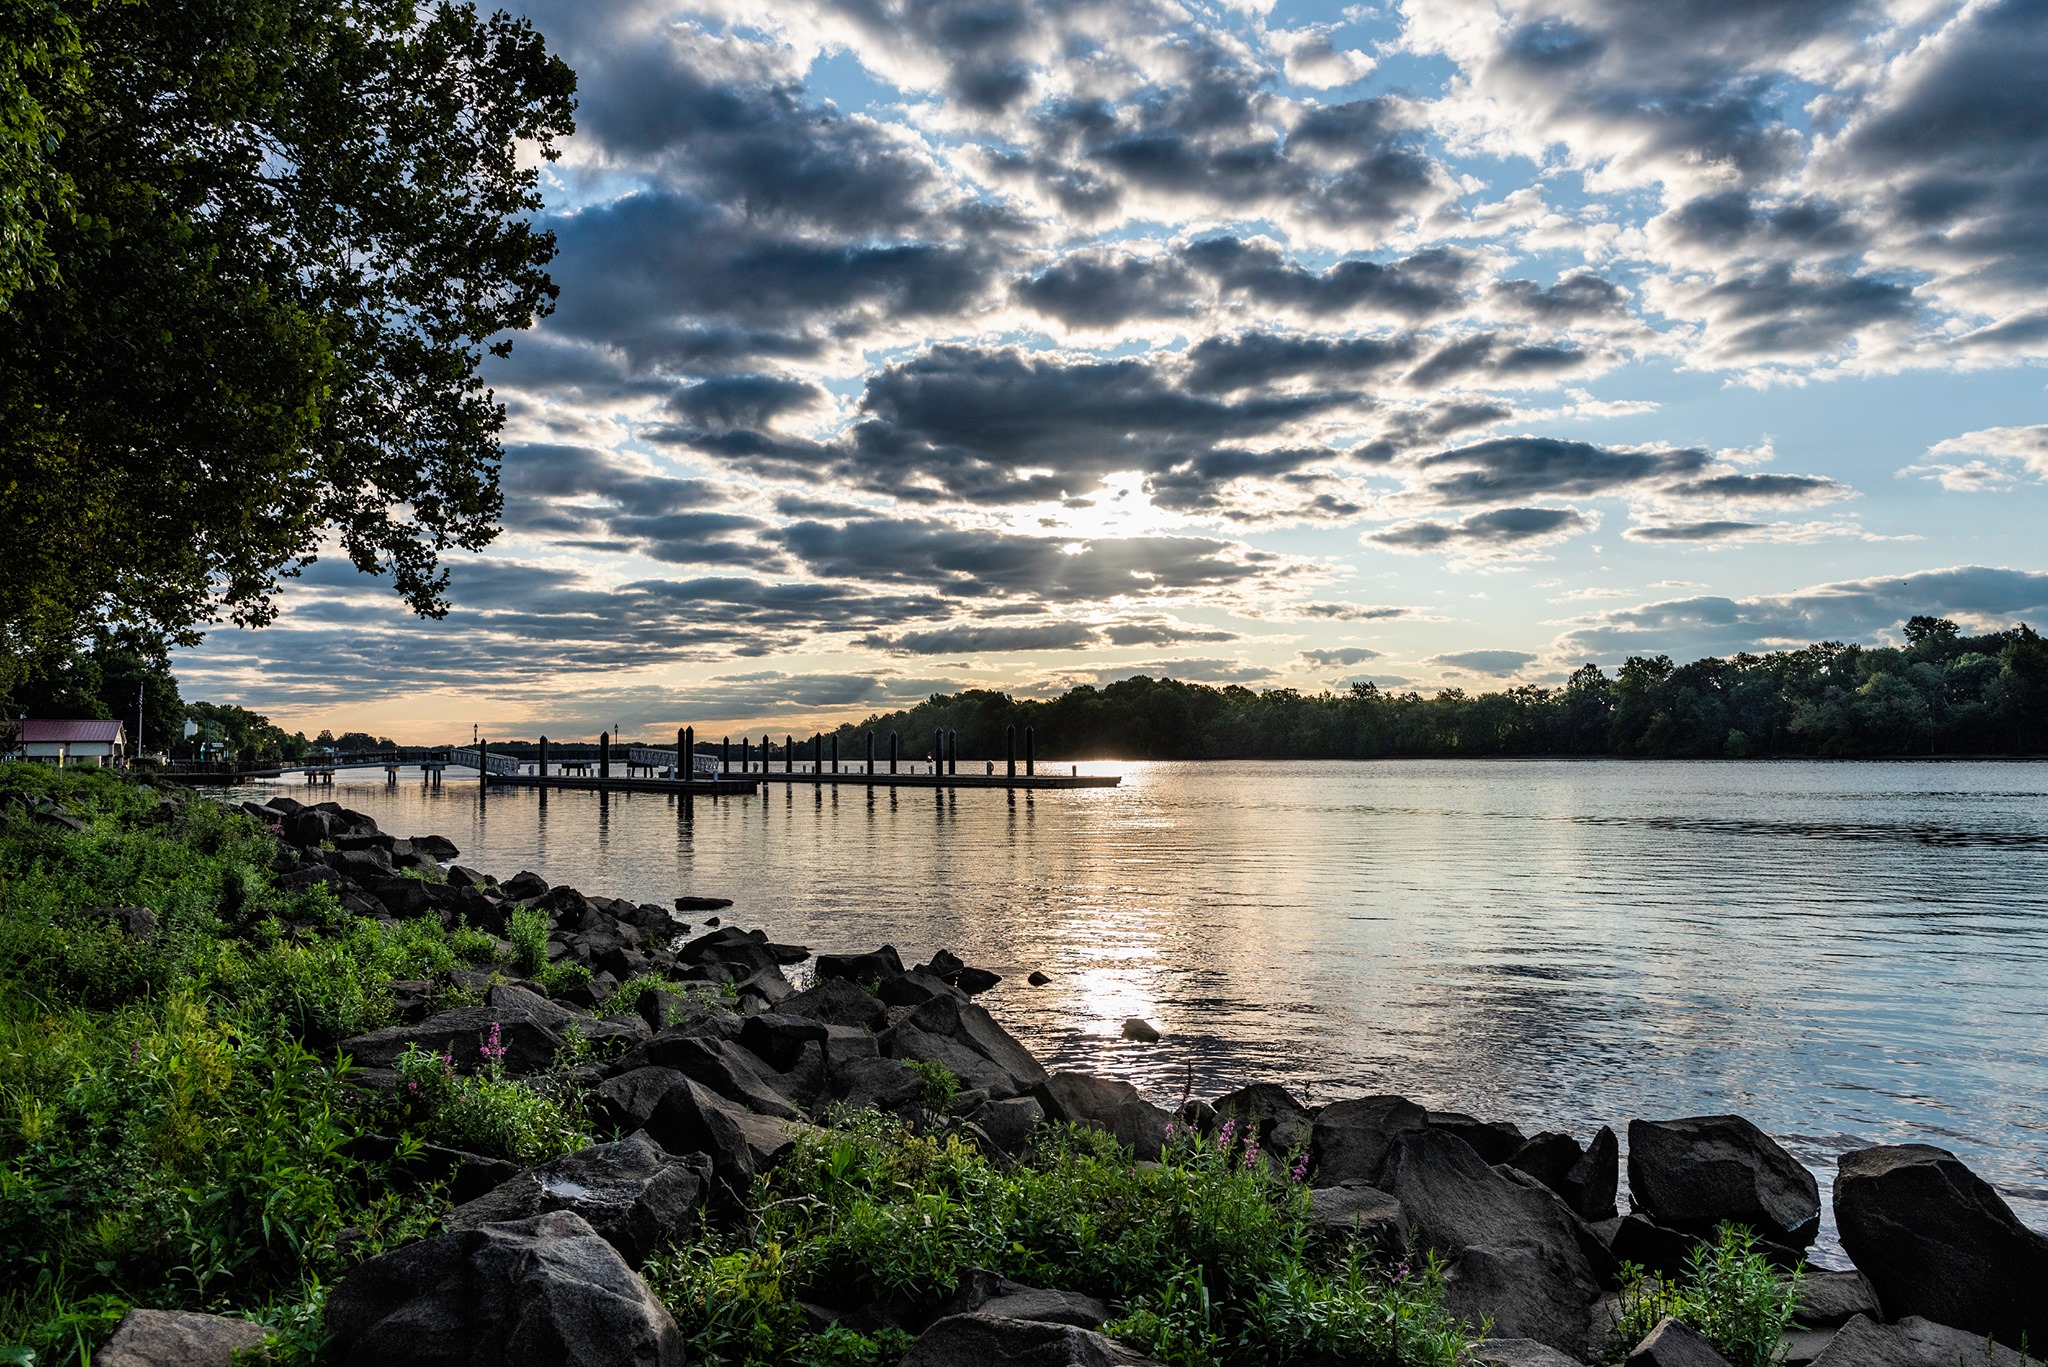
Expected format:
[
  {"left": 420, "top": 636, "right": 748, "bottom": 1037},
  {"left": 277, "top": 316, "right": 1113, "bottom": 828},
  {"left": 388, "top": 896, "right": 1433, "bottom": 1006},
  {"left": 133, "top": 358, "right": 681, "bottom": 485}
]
[{"left": 1, "top": 765, "right": 2041, "bottom": 1367}]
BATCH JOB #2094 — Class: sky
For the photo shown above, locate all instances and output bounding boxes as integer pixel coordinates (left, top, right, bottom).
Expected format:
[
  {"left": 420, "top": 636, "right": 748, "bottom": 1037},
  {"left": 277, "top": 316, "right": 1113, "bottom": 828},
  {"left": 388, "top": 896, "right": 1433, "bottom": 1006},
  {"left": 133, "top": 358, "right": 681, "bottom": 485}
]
[{"left": 176, "top": 0, "right": 2048, "bottom": 744}]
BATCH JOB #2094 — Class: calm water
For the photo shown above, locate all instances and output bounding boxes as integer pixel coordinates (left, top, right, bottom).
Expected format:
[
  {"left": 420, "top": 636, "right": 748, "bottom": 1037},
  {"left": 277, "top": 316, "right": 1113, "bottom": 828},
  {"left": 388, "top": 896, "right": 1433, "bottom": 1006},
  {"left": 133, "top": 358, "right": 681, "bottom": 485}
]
[{"left": 235, "top": 759, "right": 2048, "bottom": 1261}]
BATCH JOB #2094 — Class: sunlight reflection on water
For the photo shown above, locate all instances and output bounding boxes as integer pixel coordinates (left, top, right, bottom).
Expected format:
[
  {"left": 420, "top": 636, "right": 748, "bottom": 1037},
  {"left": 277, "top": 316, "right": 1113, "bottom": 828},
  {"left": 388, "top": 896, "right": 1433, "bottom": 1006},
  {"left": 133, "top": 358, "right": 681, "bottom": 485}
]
[{"left": 237, "top": 758, "right": 2048, "bottom": 1263}]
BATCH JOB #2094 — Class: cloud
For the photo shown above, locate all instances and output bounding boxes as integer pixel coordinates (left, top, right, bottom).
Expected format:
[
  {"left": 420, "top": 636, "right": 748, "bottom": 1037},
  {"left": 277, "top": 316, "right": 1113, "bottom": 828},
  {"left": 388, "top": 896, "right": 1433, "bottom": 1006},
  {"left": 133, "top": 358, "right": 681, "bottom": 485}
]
[
  {"left": 1298, "top": 647, "right": 1383, "bottom": 667},
  {"left": 1427, "top": 649, "right": 1537, "bottom": 676},
  {"left": 1369, "top": 506, "right": 1594, "bottom": 556},
  {"left": 1902, "top": 424, "right": 2048, "bottom": 491},
  {"left": 1414, "top": 437, "right": 1710, "bottom": 505},
  {"left": 1554, "top": 566, "right": 2048, "bottom": 659}
]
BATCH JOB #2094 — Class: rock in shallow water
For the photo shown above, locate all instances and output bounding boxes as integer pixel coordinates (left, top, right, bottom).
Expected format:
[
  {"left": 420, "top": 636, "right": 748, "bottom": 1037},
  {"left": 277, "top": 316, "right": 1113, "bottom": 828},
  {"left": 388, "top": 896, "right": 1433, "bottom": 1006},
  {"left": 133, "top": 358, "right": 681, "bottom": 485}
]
[
  {"left": 1626, "top": 1115, "right": 1819, "bottom": 1247},
  {"left": 1832, "top": 1144, "right": 2048, "bottom": 1351}
]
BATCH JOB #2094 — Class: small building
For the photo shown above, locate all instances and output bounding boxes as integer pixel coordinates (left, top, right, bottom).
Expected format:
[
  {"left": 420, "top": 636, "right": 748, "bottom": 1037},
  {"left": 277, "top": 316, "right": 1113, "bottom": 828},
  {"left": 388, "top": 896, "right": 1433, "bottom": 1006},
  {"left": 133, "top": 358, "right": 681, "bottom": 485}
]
[{"left": 8, "top": 719, "right": 128, "bottom": 767}]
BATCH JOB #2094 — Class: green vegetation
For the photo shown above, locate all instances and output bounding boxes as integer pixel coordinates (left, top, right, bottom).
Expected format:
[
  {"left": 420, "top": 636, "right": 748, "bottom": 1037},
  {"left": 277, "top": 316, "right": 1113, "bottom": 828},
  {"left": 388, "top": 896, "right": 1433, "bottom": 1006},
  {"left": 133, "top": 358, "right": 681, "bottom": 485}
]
[
  {"left": 1611, "top": 1224, "right": 1803, "bottom": 1367},
  {"left": 905, "top": 1058, "right": 961, "bottom": 1112},
  {"left": 0, "top": 763, "right": 573, "bottom": 1363},
  {"left": 644, "top": 1115, "right": 1470, "bottom": 1367},
  {"left": 0, "top": 0, "right": 576, "bottom": 682},
  {"left": 830, "top": 616, "right": 2048, "bottom": 760}
]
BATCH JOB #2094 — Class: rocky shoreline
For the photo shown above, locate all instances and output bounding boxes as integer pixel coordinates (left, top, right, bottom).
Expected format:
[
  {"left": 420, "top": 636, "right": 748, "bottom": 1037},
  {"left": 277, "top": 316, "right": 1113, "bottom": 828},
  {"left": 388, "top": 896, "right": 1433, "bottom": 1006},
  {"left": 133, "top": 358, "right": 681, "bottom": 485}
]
[{"left": 94, "top": 794, "right": 2048, "bottom": 1367}]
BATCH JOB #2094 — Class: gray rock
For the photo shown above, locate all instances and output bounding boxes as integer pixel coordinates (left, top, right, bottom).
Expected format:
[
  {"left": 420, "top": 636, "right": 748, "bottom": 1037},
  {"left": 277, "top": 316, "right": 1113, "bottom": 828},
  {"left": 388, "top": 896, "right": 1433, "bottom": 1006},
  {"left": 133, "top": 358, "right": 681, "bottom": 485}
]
[
  {"left": 645, "top": 1076, "right": 795, "bottom": 1192},
  {"left": 409, "top": 833, "right": 460, "bottom": 861},
  {"left": 1797, "top": 1270, "right": 1880, "bottom": 1328},
  {"left": 1472, "top": 1338, "right": 1586, "bottom": 1367},
  {"left": 592, "top": 1067, "right": 688, "bottom": 1134},
  {"left": 815, "top": 946, "right": 905, "bottom": 984},
  {"left": 1627, "top": 1317, "right": 1734, "bottom": 1367},
  {"left": 1034, "top": 1072, "right": 1171, "bottom": 1160},
  {"left": 902, "top": 1313, "right": 1161, "bottom": 1367},
  {"left": 946, "top": 1269, "right": 1111, "bottom": 1329},
  {"left": 830, "top": 1055, "right": 926, "bottom": 1115},
  {"left": 1309, "top": 1095, "right": 1428, "bottom": 1188},
  {"left": 97, "top": 1308, "right": 270, "bottom": 1367},
  {"left": 340, "top": 1008, "right": 564, "bottom": 1076},
  {"left": 486, "top": 983, "right": 578, "bottom": 1031},
  {"left": 85, "top": 905, "right": 158, "bottom": 941},
  {"left": 907, "top": 996, "right": 1048, "bottom": 1095},
  {"left": 780, "top": 977, "right": 888, "bottom": 1032},
  {"left": 1833, "top": 1144, "right": 2048, "bottom": 1351},
  {"left": 1427, "top": 1111, "right": 1526, "bottom": 1165},
  {"left": 1607, "top": 1213, "right": 1706, "bottom": 1281},
  {"left": 980, "top": 1096, "right": 1045, "bottom": 1155},
  {"left": 1120, "top": 1018, "right": 1160, "bottom": 1043},
  {"left": 890, "top": 1023, "right": 1023, "bottom": 1100},
  {"left": 1810, "top": 1315, "right": 2032, "bottom": 1367},
  {"left": 1213, "top": 1082, "right": 1313, "bottom": 1155},
  {"left": 1383, "top": 1127, "right": 1600, "bottom": 1356},
  {"left": 1307, "top": 1181, "right": 1405, "bottom": 1247},
  {"left": 444, "top": 1133, "right": 712, "bottom": 1267},
  {"left": 1627, "top": 1116, "right": 1819, "bottom": 1247},
  {"left": 737, "top": 1013, "right": 829, "bottom": 1071},
  {"left": 1784, "top": 1328, "right": 1839, "bottom": 1366},
  {"left": 630, "top": 1035, "right": 800, "bottom": 1119},
  {"left": 325, "top": 1209, "right": 683, "bottom": 1366}
]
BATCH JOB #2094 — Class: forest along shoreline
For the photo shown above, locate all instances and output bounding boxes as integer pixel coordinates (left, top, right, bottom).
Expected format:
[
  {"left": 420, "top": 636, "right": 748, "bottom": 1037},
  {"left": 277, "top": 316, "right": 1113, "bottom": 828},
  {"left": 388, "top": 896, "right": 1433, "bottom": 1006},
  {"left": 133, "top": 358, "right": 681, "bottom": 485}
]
[{"left": 5, "top": 772, "right": 2044, "bottom": 1367}]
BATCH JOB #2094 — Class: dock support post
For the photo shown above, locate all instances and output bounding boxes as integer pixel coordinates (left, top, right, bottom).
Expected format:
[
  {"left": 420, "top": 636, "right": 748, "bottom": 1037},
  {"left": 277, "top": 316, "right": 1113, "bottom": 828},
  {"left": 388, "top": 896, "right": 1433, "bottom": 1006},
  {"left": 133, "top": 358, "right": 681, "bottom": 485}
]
[
  {"left": 686, "top": 726, "right": 695, "bottom": 781},
  {"left": 889, "top": 731, "right": 898, "bottom": 774},
  {"left": 831, "top": 733, "right": 839, "bottom": 774},
  {"left": 933, "top": 729, "right": 943, "bottom": 778},
  {"left": 1006, "top": 724, "right": 1016, "bottom": 779},
  {"left": 865, "top": 731, "right": 874, "bottom": 775},
  {"left": 742, "top": 737, "right": 751, "bottom": 773},
  {"left": 1025, "top": 725, "right": 1034, "bottom": 776},
  {"left": 599, "top": 731, "right": 610, "bottom": 779},
  {"left": 813, "top": 733, "right": 822, "bottom": 775},
  {"left": 677, "top": 727, "right": 687, "bottom": 781},
  {"left": 784, "top": 734, "right": 793, "bottom": 774},
  {"left": 722, "top": 736, "right": 730, "bottom": 777},
  {"left": 947, "top": 729, "right": 957, "bottom": 775},
  {"left": 538, "top": 735, "right": 549, "bottom": 777}
]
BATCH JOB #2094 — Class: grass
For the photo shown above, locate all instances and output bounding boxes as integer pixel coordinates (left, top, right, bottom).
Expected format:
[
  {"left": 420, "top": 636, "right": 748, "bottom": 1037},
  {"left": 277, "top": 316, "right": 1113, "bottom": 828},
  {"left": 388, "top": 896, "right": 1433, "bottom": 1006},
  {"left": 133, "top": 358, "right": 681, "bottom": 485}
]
[{"left": 0, "top": 764, "right": 579, "bottom": 1364}]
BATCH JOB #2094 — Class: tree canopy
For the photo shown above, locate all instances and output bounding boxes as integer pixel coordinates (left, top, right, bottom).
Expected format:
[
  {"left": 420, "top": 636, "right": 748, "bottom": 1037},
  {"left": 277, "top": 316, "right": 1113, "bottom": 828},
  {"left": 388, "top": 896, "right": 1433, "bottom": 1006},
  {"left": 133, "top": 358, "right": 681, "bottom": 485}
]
[
  {"left": 0, "top": 0, "right": 575, "bottom": 686},
  {"left": 826, "top": 618, "right": 2048, "bottom": 761}
]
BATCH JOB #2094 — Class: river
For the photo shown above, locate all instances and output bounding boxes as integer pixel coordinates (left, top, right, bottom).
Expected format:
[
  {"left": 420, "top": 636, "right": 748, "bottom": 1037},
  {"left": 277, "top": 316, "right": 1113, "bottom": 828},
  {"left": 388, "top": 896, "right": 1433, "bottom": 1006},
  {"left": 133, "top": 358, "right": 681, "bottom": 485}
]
[{"left": 233, "top": 758, "right": 2048, "bottom": 1262}]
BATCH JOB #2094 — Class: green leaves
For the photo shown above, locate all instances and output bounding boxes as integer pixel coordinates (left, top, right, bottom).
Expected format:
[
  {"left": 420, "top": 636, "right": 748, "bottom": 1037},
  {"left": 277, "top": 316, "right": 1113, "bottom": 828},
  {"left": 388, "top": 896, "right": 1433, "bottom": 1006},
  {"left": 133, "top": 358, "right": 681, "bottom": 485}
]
[{"left": 0, "top": 0, "right": 576, "bottom": 657}]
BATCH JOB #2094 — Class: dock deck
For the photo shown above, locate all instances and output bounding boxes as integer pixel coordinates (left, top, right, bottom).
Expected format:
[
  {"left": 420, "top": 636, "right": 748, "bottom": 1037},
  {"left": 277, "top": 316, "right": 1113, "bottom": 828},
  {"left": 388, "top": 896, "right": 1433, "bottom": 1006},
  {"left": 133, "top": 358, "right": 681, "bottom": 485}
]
[{"left": 483, "top": 770, "right": 1117, "bottom": 793}]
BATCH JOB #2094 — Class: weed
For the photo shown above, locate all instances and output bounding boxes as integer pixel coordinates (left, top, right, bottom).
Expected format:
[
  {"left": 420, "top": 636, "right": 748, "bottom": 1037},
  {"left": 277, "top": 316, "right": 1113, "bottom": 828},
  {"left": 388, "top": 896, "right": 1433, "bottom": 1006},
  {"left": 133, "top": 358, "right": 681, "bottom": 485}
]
[
  {"left": 905, "top": 1059, "right": 960, "bottom": 1111},
  {"left": 506, "top": 906, "right": 551, "bottom": 976},
  {"left": 1612, "top": 1224, "right": 1803, "bottom": 1367}
]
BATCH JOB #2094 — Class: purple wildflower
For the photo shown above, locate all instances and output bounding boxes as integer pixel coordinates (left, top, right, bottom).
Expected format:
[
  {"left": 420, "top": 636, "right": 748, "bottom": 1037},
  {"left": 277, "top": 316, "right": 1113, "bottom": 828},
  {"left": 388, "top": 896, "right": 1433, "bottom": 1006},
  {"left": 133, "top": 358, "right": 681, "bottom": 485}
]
[
  {"left": 480, "top": 1021, "right": 507, "bottom": 1064},
  {"left": 1290, "top": 1151, "right": 1311, "bottom": 1182},
  {"left": 1242, "top": 1142, "right": 1260, "bottom": 1171},
  {"left": 129, "top": 1040, "right": 141, "bottom": 1065},
  {"left": 1217, "top": 1118, "right": 1237, "bottom": 1153}
]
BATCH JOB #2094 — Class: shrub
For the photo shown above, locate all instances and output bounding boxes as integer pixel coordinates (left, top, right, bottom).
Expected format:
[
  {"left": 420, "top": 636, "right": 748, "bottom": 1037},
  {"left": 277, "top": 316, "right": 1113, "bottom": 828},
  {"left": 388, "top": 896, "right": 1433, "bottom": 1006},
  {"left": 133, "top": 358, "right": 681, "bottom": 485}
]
[
  {"left": 532, "top": 960, "right": 592, "bottom": 998},
  {"left": 905, "top": 1058, "right": 959, "bottom": 1111},
  {"left": 642, "top": 1113, "right": 1472, "bottom": 1367},
  {"left": 389, "top": 1037, "right": 585, "bottom": 1164},
  {"left": 506, "top": 906, "right": 550, "bottom": 976},
  {"left": 1611, "top": 1223, "right": 1803, "bottom": 1367},
  {"left": 447, "top": 924, "right": 501, "bottom": 965}
]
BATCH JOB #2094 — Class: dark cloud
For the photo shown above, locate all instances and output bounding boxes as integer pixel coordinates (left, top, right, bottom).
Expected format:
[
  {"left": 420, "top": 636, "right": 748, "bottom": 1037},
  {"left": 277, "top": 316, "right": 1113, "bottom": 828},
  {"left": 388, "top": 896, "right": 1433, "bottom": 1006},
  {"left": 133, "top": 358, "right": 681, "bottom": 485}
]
[
  {"left": 1183, "top": 332, "right": 1416, "bottom": 393},
  {"left": 1660, "top": 191, "right": 1859, "bottom": 253},
  {"left": 1624, "top": 520, "right": 1768, "bottom": 541},
  {"left": 1659, "top": 472, "right": 1852, "bottom": 507},
  {"left": 1416, "top": 437, "right": 1709, "bottom": 505},
  {"left": 1488, "top": 272, "right": 1633, "bottom": 322},
  {"left": 1369, "top": 506, "right": 1593, "bottom": 551},
  {"left": 498, "top": 444, "right": 775, "bottom": 567},
  {"left": 1678, "top": 263, "right": 1916, "bottom": 361},
  {"left": 867, "top": 622, "right": 1099, "bottom": 655},
  {"left": 1286, "top": 602, "right": 1435, "bottom": 621},
  {"left": 1298, "top": 647, "right": 1383, "bottom": 667},
  {"left": 1554, "top": 565, "right": 2048, "bottom": 660},
  {"left": 1428, "top": 648, "right": 1537, "bottom": 676},
  {"left": 776, "top": 515, "right": 1301, "bottom": 601}
]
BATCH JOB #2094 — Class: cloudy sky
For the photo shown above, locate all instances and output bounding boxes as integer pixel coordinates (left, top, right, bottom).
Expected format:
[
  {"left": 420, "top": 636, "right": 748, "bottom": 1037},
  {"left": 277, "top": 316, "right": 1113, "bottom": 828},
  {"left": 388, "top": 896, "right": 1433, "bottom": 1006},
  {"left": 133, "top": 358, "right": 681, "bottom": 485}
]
[{"left": 180, "top": 0, "right": 2048, "bottom": 743}]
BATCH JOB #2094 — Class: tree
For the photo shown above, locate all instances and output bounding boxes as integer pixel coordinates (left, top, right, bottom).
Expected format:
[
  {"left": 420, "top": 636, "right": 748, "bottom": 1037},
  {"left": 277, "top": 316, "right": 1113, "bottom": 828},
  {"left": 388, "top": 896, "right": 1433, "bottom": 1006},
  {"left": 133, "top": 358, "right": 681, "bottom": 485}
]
[
  {"left": 0, "top": 0, "right": 576, "bottom": 675},
  {"left": 6, "top": 628, "right": 183, "bottom": 751}
]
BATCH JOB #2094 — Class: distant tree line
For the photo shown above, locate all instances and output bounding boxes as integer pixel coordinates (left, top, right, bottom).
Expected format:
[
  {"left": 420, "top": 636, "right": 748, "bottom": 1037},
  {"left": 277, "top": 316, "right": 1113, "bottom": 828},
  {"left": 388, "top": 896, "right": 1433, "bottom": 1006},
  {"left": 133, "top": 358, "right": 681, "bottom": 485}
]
[{"left": 830, "top": 617, "right": 2048, "bottom": 760}]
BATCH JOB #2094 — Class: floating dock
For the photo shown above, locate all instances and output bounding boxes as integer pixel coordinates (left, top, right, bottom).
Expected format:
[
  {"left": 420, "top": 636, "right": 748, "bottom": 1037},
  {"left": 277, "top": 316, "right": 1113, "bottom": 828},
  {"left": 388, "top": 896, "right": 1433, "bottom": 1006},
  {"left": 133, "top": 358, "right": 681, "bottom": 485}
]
[
  {"left": 484, "top": 773, "right": 759, "bottom": 795},
  {"left": 481, "top": 770, "right": 1116, "bottom": 794}
]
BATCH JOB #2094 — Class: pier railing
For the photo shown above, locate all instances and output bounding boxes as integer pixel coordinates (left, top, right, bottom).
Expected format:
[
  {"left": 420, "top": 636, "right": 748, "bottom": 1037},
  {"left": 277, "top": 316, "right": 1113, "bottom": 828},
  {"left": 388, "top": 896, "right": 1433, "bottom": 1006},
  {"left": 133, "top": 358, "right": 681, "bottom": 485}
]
[{"left": 447, "top": 747, "right": 521, "bottom": 776}]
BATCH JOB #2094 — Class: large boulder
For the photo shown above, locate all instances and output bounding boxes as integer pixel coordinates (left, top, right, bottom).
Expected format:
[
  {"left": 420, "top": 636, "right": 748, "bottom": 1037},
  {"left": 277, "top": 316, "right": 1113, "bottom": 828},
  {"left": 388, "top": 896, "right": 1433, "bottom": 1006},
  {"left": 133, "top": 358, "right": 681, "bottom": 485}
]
[
  {"left": 325, "top": 1210, "right": 683, "bottom": 1367},
  {"left": 889, "top": 1023, "right": 1022, "bottom": 1100},
  {"left": 945, "top": 1269, "right": 1111, "bottom": 1329},
  {"left": 1473, "top": 1340, "right": 1586, "bottom": 1367},
  {"left": 645, "top": 1076, "right": 795, "bottom": 1192},
  {"left": 443, "top": 1133, "right": 712, "bottom": 1267},
  {"left": 1309, "top": 1095, "right": 1427, "bottom": 1188},
  {"left": 902, "top": 1313, "right": 1160, "bottom": 1367},
  {"left": 1832, "top": 1144, "right": 2048, "bottom": 1351},
  {"left": 1307, "top": 1182, "right": 1405, "bottom": 1248},
  {"left": 906, "top": 996, "right": 1048, "bottom": 1095},
  {"left": 340, "top": 1007, "right": 564, "bottom": 1077},
  {"left": 1810, "top": 1315, "right": 2032, "bottom": 1367},
  {"left": 779, "top": 977, "right": 888, "bottom": 1032},
  {"left": 1512, "top": 1127, "right": 1619, "bottom": 1222},
  {"left": 627, "top": 1036, "right": 800, "bottom": 1120},
  {"left": 1033, "top": 1073, "right": 1170, "bottom": 1160},
  {"left": 1383, "top": 1127, "right": 1601, "bottom": 1356},
  {"left": 1212, "top": 1083, "right": 1313, "bottom": 1154},
  {"left": 815, "top": 946, "right": 906, "bottom": 984},
  {"left": 1427, "top": 1111, "right": 1526, "bottom": 1165},
  {"left": 737, "top": 1012, "right": 829, "bottom": 1071},
  {"left": 96, "top": 1309, "right": 269, "bottom": 1367},
  {"left": 1796, "top": 1270, "right": 1880, "bottom": 1328},
  {"left": 1626, "top": 1116, "right": 1819, "bottom": 1246}
]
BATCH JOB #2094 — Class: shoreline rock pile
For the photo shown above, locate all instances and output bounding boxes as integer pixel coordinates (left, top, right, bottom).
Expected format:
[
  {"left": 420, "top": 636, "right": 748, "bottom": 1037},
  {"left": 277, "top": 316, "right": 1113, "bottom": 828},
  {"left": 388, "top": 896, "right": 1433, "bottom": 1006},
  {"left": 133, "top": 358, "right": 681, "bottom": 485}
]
[{"left": 116, "top": 797, "right": 2048, "bottom": 1367}]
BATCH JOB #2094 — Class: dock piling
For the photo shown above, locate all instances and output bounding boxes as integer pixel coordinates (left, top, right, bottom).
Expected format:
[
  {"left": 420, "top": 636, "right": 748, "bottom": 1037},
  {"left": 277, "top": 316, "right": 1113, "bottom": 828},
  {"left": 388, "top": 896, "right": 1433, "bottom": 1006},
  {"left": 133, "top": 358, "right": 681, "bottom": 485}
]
[
  {"left": 890, "top": 731, "right": 898, "bottom": 774},
  {"left": 1006, "top": 724, "right": 1016, "bottom": 779},
  {"left": 538, "top": 735, "right": 549, "bottom": 777},
  {"left": 599, "top": 731, "right": 611, "bottom": 780},
  {"left": 1025, "top": 725, "right": 1034, "bottom": 776}
]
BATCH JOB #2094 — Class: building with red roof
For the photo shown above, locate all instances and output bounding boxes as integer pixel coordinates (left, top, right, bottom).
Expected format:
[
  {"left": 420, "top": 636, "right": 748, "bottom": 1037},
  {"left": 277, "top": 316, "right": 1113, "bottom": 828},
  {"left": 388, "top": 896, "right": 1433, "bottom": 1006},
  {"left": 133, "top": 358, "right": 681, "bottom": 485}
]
[{"left": 7, "top": 719, "right": 128, "bottom": 767}]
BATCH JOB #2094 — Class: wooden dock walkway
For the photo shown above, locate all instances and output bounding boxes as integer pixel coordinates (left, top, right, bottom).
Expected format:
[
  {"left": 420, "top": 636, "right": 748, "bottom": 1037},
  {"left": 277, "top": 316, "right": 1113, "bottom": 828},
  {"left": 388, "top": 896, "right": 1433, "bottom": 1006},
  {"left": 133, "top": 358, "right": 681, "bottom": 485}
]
[{"left": 480, "top": 769, "right": 1116, "bottom": 794}]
